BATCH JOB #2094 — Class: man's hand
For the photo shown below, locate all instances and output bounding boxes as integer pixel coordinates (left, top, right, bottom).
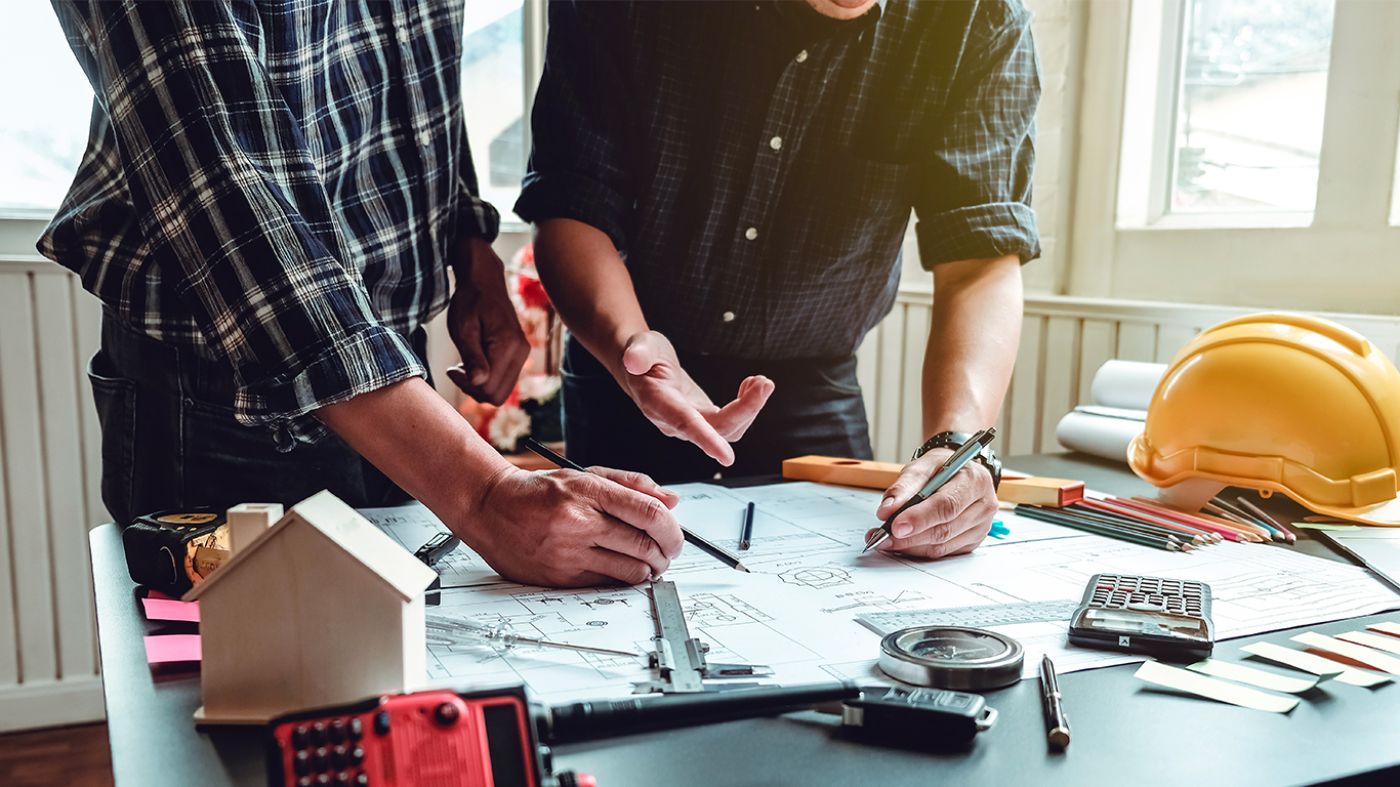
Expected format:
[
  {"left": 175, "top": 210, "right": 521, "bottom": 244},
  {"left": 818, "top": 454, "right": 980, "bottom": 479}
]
[
  {"left": 461, "top": 465, "right": 685, "bottom": 587},
  {"left": 617, "top": 331, "right": 774, "bottom": 465},
  {"left": 866, "top": 447, "right": 999, "bottom": 558},
  {"left": 445, "top": 237, "right": 530, "bottom": 404}
]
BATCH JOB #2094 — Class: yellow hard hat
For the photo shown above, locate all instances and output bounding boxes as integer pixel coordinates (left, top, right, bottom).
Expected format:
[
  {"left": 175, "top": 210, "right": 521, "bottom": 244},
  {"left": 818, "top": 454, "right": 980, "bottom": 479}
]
[{"left": 1128, "top": 313, "right": 1400, "bottom": 526}]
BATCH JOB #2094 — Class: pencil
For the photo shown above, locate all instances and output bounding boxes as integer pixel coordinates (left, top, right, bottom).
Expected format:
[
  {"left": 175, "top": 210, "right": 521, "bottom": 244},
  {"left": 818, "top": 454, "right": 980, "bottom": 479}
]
[
  {"left": 1204, "top": 501, "right": 1276, "bottom": 541},
  {"left": 1234, "top": 497, "right": 1298, "bottom": 543},
  {"left": 1016, "top": 506, "right": 1184, "bottom": 552},
  {"left": 518, "top": 437, "right": 751, "bottom": 572},
  {"left": 1210, "top": 497, "right": 1282, "bottom": 541},
  {"left": 739, "top": 501, "right": 755, "bottom": 551},
  {"left": 1086, "top": 498, "right": 1221, "bottom": 543},
  {"left": 1109, "top": 497, "right": 1237, "bottom": 542},
  {"left": 1128, "top": 497, "right": 1266, "bottom": 542},
  {"left": 1076, "top": 499, "right": 1214, "bottom": 544},
  {"left": 1064, "top": 504, "right": 1196, "bottom": 547}
]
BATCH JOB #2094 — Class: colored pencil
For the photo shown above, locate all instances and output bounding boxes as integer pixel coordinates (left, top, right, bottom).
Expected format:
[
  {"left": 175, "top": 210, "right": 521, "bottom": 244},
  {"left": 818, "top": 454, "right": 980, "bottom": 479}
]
[
  {"left": 1063, "top": 504, "right": 1196, "bottom": 548},
  {"left": 1108, "top": 496, "right": 1233, "bottom": 542},
  {"left": 1129, "top": 497, "right": 1266, "bottom": 542},
  {"left": 1210, "top": 497, "right": 1283, "bottom": 541},
  {"left": 1234, "top": 497, "right": 1298, "bottom": 543},
  {"left": 1017, "top": 506, "right": 1185, "bottom": 552},
  {"left": 1204, "top": 501, "right": 1276, "bottom": 541},
  {"left": 1079, "top": 498, "right": 1217, "bottom": 544}
]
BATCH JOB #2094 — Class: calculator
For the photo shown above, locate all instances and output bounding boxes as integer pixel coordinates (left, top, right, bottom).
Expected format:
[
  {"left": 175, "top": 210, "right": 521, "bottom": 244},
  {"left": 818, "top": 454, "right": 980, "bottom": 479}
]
[{"left": 1068, "top": 573, "right": 1214, "bottom": 661}]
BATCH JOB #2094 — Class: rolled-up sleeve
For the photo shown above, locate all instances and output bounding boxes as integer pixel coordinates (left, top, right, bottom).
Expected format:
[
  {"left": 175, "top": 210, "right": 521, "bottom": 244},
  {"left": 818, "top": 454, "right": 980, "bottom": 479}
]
[
  {"left": 54, "top": 0, "right": 424, "bottom": 444},
  {"left": 914, "top": 4, "right": 1041, "bottom": 268},
  {"left": 513, "top": 0, "right": 634, "bottom": 251}
]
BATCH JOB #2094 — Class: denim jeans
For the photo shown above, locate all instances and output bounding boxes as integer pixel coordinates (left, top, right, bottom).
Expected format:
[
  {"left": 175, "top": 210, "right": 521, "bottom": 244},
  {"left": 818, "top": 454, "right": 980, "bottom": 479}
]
[
  {"left": 561, "top": 336, "right": 874, "bottom": 484},
  {"left": 88, "top": 311, "right": 422, "bottom": 526}
]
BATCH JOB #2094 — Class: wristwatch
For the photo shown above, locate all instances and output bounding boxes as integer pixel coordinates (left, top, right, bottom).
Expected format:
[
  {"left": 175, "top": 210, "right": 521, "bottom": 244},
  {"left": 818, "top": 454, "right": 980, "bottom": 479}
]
[{"left": 912, "top": 431, "right": 1003, "bottom": 490}]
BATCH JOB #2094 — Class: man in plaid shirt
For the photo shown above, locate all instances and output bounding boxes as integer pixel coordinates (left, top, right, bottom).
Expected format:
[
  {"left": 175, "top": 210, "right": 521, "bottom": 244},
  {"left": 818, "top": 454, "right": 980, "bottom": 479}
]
[
  {"left": 519, "top": 0, "right": 1040, "bottom": 560},
  {"left": 42, "top": 0, "right": 684, "bottom": 587}
]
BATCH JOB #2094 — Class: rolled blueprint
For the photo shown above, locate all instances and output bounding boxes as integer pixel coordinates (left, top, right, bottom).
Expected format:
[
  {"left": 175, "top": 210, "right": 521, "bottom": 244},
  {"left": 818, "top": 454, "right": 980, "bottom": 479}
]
[
  {"left": 1089, "top": 360, "right": 1167, "bottom": 411},
  {"left": 1055, "top": 407, "right": 1145, "bottom": 463}
]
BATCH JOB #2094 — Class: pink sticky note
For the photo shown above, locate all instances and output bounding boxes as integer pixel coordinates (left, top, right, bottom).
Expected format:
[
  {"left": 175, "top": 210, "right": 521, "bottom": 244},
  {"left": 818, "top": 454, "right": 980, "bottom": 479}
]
[
  {"left": 144, "top": 634, "right": 202, "bottom": 664},
  {"left": 142, "top": 596, "right": 201, "bottom": 623}
]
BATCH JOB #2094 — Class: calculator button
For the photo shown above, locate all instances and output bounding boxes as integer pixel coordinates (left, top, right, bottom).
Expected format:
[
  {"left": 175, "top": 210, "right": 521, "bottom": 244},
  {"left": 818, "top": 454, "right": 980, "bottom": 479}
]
[
  {"left": 294, "top": 750, "right": 311, "bottom": 775},
  {"left": 329, "top": 720, "right": 347, "bottom": 744},
  {"left": 373, "top": 710, "right": 391, "bottom": 735},
  {"left": 348, "top": 717, "right": 363, "bottom": 740},
  {"left": 310, "top": 722, "right": 328, "bottom": 746},
  {"left": 292, "top": 725, "right": 310, "bottom": 748},
  {"left": 350, "top": 747, "right": 365, "bottom": 766}
]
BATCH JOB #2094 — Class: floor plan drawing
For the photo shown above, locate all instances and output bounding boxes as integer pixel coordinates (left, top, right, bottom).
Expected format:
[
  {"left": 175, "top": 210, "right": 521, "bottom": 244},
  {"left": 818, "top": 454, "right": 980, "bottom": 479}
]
[{"left": 367, "top": 482, "right": 1400, "bottom": 703}]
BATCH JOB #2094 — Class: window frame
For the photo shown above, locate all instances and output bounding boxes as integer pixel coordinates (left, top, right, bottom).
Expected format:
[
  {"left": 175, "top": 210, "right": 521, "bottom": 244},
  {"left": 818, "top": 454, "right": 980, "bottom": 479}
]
[
  {"left": 1068, "top": 0, "right": 1400, "bottom": 314},
  {"left": 0, "top": 0, "right": 549, "bottom": 256}
]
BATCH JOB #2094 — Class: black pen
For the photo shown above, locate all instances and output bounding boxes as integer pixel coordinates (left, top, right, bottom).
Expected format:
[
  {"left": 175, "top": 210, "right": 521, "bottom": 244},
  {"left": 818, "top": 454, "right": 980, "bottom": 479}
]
[
  {"left": 739, "top": 502, "right": 756, "bottom": 551},
  {"left": 1040, "top": 654, "right": 1071, "bottom": 750},
  {"left": 518, "top": 437, "right": 750, "bottom": 572}
]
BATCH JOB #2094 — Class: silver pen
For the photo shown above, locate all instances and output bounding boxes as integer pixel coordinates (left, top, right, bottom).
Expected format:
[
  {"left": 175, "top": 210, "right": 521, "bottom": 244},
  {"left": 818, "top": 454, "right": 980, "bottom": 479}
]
[{"left": 862, "top": 427, "right": 996, "bottom": 552}]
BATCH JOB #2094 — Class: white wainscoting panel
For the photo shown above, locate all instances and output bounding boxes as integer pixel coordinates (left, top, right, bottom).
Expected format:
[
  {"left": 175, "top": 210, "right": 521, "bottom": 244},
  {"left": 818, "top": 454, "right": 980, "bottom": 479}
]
[{"left": 0, "top": 259, "right": 106, "bottom": 732}]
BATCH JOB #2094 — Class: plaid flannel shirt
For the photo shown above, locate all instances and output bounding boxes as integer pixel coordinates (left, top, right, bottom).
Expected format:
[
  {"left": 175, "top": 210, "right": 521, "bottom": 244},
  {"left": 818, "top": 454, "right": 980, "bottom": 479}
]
[
  {"left": 516, "top": 0, "right": 1040, "bottom": 360},
  {"left": 41, "top": 0, "right": 498, "bottom": 447}
]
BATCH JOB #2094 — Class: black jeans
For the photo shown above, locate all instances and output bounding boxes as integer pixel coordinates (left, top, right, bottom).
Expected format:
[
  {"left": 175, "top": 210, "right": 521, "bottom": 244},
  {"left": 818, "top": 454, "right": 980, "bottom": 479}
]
[
  {"left": 561, "top": 336, "right": 873, "bottom": 484},
  {"left": 88, "top": 312, "right": 420, "bottom": 526}
]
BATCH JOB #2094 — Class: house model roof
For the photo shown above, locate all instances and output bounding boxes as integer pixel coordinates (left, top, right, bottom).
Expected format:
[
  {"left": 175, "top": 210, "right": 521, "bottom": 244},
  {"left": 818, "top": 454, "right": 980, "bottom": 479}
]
[{"left": 185, "top": 490, "right": 438, "bottom": 602}]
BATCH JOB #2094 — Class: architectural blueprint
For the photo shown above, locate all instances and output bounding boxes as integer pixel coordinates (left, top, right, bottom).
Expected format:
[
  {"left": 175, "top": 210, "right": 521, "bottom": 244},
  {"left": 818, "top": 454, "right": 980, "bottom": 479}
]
[
  {"left": 360, "top": 504, "right": 504, "bottom": 589},
  {"left": 362, "top": 482, "right": 1400, "bottom": 703}
]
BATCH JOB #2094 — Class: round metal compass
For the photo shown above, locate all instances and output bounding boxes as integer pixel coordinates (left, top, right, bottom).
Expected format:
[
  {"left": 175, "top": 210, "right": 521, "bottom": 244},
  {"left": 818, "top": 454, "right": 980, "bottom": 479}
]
[{"left": 878, "top": 626, "right": 1024, "bottom": 690}]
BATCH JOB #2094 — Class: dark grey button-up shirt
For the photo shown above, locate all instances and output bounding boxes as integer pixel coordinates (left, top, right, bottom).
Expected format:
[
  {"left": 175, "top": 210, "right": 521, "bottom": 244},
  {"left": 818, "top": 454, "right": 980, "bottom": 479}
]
[{"left": 516, "top": 0, "right": 1041, "bottom": 360}]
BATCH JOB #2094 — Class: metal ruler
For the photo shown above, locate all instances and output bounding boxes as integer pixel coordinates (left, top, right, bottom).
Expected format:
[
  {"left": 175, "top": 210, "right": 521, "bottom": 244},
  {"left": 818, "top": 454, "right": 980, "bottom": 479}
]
[
  {"left": 638, "top": 580, "right": 772, "bottom": 694},
  {"left": 648, "top": 580, "right": 706, "bottom": 693},
  {"left": 856, "top": 599, "right": 1079, "bottom": 636}
]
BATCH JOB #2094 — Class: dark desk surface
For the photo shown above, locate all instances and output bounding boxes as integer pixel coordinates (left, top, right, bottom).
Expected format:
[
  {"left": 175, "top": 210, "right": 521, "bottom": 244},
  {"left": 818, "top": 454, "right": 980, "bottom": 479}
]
[{"left": 92, "top": 453, "right": 1400, "bottom": 787}]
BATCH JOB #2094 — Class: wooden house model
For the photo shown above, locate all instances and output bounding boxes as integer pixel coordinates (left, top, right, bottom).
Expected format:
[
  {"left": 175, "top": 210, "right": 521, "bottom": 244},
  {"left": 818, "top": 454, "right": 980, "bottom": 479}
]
[{"left": 184, "top": 490, "right": 437, "bottom": 724}]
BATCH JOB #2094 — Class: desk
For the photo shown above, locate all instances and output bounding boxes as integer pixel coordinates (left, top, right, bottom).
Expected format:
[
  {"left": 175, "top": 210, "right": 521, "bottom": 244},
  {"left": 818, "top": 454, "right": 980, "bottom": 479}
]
[{"left": 91, "top": 454, "right": 1400, "bottom": 786}]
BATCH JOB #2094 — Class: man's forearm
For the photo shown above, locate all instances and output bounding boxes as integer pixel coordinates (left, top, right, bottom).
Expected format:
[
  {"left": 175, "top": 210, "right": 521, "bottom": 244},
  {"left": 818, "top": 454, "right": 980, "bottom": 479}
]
[
  {"left": 532, "top": 218, "right": 648, "bottom": 379},
  {"left": 316, "top": 378, "right": 513, "bottom": 533},
  {"left": 921, "top": 256, "right": 1023, "bottom": 436}
]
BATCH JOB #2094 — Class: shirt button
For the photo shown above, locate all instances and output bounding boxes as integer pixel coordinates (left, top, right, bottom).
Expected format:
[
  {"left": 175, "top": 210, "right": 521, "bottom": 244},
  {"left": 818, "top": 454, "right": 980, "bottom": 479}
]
[
  {"left": 722, "top": 311, "right": 736, "bottom": 323},
  {"left": 396, "top": 26, "right": 409, "bottom": 43},
  {"left": 418, "top": 131, "right": 432, "bottom": 146},
  {"left": 769, "top": 136, "right": 783, "bottom": 151},
  {"left": 744, "top": 226, "right": 759, "bottom": 241},
  {"left": 795, "top": 49, "right": 809, "bottom": 63}
]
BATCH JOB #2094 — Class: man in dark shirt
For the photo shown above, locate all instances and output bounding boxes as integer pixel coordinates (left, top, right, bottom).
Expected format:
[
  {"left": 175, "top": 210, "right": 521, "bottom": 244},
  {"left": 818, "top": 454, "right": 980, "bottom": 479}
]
[
  {"left": 516, "top": 0, "right": 1040, "bottom": 559},
  {"left": 42, "top": 0, "right": 683, "bottom": 587}
]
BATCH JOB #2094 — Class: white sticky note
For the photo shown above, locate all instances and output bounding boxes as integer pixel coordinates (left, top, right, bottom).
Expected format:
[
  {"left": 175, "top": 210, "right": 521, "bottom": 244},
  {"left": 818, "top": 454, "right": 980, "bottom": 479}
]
[
  {"left": 1367, "top": 621, "right": 1400, "bottom": 637},
  {"left": 1337, "top": 630, "right": 1400, "bottom": 657},
  {"left": 1292, "top": 632, "right": 1400, "bottom": 675},
  {"left": 1188, "top": 658, "right": 1321, "bottom": 694},
  {"left": 1134, "top": 661, "right": 1298, "bottom": 713},
  {"left": 1241, "top": 642, "right": 1391, "bottom": 688}
]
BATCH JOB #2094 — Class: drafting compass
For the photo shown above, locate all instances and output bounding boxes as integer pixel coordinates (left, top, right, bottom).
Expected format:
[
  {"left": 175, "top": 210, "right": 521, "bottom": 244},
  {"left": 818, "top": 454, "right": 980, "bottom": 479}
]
[{"left": 635, "top": 580, "right": 773, "bottom": 693}]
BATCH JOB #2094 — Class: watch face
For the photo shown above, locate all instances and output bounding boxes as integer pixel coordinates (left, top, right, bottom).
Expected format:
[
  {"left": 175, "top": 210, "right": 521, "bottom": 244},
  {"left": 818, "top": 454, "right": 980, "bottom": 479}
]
[{"left": 901, "top": 629, "right": 1012, "bottom": 664}]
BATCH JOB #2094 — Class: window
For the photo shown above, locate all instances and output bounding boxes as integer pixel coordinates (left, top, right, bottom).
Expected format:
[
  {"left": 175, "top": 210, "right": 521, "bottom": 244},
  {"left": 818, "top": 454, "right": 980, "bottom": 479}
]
[
  {"left": 1071, "top": 0, "right": 1400, "bottom": 313},
  {"left": 1171, "top": 0, "right": 1334, "bottom": 214},
  {"left": 461, "top": 0, "right": 531, "bottom": 217},
  {"left": 0, "top": 1, "right": 93, "bottom": 215},
  {"left": 0, "top": 1, "right": 543, "bottom": 227},
  {"left": 1117, "top": 0, "right": 1338, "bottom": 225}
]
